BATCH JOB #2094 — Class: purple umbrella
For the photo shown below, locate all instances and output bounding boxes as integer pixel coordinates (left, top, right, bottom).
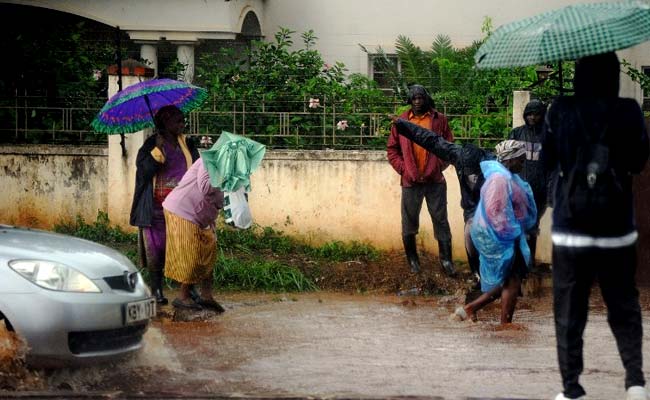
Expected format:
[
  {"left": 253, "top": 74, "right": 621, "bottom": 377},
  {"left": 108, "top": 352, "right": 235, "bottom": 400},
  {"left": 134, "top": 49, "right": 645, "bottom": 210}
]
[{"left": 91, "top": 78, "right": 208, "bottom": 134}]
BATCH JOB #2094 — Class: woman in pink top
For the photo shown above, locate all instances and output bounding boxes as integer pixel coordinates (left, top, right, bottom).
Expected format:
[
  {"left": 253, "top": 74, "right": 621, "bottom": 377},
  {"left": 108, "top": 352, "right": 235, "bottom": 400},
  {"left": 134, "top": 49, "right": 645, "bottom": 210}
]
[{"left": 162, "top": 158, "right": 225, "bottom": 311}]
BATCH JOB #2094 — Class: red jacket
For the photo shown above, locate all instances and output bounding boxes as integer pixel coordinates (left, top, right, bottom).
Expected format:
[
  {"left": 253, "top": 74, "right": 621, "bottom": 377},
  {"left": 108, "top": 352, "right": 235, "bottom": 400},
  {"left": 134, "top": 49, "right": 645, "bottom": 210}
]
[{"left": 387, "top": 108, "right": 454, "bottom": 187}]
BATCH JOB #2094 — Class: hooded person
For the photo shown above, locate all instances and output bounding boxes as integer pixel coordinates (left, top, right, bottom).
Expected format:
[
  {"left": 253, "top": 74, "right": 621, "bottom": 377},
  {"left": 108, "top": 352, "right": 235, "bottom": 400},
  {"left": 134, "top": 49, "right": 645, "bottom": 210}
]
[
  {"left": 387, "top": 85, "right": 455, "bottom": 276},
  {"left": 509, "top": 99, "right": 548, "bottom": 265},
  {"left": 543, "top": 52, "right": 649, "bottom": 400}
]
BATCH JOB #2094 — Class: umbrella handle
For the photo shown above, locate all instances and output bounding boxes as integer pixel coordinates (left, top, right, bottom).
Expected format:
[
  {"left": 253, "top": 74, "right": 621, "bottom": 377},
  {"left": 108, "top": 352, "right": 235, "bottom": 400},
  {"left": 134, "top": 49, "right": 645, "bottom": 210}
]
[{"left": 144, "top": 94, "right": 156, "bottom": 124}]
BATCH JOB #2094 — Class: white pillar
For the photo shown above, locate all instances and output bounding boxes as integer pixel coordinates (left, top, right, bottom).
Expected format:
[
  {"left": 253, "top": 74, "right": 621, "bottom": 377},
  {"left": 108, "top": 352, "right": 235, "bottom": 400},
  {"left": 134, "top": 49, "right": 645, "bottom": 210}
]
[
  {"left": 139, "top": 43, "right": 158, "bottom": 77},
  {"left": 512, "top": 90, "right": 531, "bottom": 129},
  {"left": 107, "top": 73, "right": 154, "bottom": 229},
  {"left": 176, "top": 44, "right": 195, "bottom": 83}
]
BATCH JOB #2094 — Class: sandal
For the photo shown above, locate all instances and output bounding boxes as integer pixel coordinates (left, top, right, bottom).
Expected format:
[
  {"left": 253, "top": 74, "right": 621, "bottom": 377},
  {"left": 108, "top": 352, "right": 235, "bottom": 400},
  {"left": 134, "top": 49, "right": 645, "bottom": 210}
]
[
  {"left": 172, "top": 298, "right": 202, "bottom": 310},
  {"left": 189, "top": 285, "right": 201, "bottom": 304},
  {"left": 198, "top": 298, "right": 225, "bottom": 313}
]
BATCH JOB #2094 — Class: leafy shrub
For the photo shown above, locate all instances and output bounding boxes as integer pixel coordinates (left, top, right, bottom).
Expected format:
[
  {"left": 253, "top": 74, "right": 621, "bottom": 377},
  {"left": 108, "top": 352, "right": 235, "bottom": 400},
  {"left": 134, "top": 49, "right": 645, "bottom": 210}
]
[
  {"left": 53, "top": 211, "right": 136, "bottom": 244},
  {"left": 307, "top": 241, "right": 379, "bottom": 262},
  {"left": 217, "top": 224, "right": 378, "bottom": 262},
  {"left": 214, "top": 254, "right": 317, "bottom": 292}
]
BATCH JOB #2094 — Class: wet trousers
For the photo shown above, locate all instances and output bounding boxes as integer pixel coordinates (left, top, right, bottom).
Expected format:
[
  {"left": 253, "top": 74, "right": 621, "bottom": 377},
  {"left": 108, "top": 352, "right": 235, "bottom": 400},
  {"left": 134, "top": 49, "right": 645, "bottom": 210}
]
[
  {"left": 401, "top": 181, "right": 451, "bottom": 242},
  {"left": 553, "top": 244, "right": 644, "bottom": 398}
]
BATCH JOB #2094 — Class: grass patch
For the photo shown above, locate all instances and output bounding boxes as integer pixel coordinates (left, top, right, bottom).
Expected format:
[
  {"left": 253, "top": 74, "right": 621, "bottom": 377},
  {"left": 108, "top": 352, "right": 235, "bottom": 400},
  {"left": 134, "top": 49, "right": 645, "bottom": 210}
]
[
  {"left": 53, "top": 211, "right": 137, "bottom": 245},
  {"left": 214, "top": 253, "right": 317, "bottom": 292},
  {"left": 217, "top": 224, "right": 379, "bottom": 261},
  {"left": 52, "top": 214, "right": 380, "bottom": 293},
  {"left": 306, "top": 240, "right": 379, "bottom": 262}
]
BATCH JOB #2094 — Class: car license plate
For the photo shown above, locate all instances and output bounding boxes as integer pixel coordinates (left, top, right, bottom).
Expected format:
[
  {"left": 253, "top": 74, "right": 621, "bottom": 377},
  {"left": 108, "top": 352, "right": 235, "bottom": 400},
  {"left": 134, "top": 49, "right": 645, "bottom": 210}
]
[{"left": 125, "top": 298, "right": 156, "bottom": 325}]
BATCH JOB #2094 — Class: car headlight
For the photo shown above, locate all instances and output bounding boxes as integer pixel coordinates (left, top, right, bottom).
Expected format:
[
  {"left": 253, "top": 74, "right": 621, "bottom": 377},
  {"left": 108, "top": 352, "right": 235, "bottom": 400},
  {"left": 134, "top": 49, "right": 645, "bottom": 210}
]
[{"left": 9, "top": 260, "right": 101, "bottom": 293}]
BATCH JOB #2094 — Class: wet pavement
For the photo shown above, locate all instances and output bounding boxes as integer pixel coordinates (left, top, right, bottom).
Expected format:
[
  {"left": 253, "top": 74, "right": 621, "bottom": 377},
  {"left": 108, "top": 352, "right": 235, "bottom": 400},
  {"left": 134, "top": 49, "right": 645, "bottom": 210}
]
[{"left": 6, "top": 289, "right": 650, "bottom": 400}]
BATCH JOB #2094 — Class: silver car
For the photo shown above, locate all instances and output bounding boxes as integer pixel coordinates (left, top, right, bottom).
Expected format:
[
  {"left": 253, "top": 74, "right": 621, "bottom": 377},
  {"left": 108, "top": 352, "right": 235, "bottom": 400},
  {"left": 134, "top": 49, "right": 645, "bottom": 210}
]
[{"left": 0, "top": 225, "right": 154, "bottom": 366}]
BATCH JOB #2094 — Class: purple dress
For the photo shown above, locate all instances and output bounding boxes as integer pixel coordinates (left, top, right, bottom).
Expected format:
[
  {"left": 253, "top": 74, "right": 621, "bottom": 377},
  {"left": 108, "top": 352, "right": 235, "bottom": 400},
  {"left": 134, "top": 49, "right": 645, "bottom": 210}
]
[{"left": 143, "top": 142, "right": 190, "bottom": 272}]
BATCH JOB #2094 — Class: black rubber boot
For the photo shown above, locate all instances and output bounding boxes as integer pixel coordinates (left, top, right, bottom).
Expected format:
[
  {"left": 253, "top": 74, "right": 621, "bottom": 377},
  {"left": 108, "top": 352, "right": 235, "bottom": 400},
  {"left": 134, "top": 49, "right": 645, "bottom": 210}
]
[
  {"left": 402, "top": 234, "right": 421, "bottom": 273},
  {"left": 438, "top": 240, "right": 456, "bottom": 276},
  {"left": 150, "top": 270, "right": 169, "bottom": 305}
]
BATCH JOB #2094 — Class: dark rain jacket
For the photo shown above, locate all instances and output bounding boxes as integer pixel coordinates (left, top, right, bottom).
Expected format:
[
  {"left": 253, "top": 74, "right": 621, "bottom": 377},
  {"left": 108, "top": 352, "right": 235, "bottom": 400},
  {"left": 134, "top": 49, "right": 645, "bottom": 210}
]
[
  {"left": 508, "top": 101, "right": 548, "bottom": 210},
  {"left": 393, "top": 118, "right": 494, "bottom": 221},
  {"left": 387, "top": 108, "right": 453, "bottom": 187},
  {"left": 543, "top": 97, "right": 649, "bottom": 237},
  {"left": 129, "top": 134, "right": 199, "bottom": 227}
]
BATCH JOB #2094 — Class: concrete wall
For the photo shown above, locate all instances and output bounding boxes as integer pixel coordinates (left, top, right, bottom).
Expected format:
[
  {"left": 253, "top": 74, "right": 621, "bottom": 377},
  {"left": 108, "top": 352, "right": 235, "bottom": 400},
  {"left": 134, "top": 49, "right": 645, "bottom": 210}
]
[
  {"left": 250, "top": 150, "right": 552, "bottom": 263},
  {"left": 0, "top": 146, "right": 553, "bottom": 264},
  {"left": 0, "top": 145, "right": 108, "bottom": 227},
  {"left": 619, "top": 42, "right": 650, "bottom": 103}
]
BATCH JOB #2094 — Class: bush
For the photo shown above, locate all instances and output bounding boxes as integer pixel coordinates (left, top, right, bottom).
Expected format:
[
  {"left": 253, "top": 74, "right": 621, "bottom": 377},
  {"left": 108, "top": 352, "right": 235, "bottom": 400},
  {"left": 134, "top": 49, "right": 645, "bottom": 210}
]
[
  {"left": 53, "top": 211, "right": 136, "bottom": 244},
  {"left": 214, "top": 253, "right": 317, "bottom": 292}
]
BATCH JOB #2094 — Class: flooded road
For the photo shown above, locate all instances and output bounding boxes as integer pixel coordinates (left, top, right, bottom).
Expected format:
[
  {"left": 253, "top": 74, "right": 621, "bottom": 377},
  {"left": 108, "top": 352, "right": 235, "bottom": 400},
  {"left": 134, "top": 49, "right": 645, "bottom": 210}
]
[{"left": 15, "top": 290, "right": 650, "bottom": 399}]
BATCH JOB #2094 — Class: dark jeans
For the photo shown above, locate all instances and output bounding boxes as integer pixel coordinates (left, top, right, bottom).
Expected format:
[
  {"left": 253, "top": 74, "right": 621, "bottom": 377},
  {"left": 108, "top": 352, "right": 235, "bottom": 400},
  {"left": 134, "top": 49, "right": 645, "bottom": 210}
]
[
  {"left": 401, "top": 181, "right": 451, "bottom": 242},
  {"left": 553, "top": 244, "right": 644, "bottom": 398}
]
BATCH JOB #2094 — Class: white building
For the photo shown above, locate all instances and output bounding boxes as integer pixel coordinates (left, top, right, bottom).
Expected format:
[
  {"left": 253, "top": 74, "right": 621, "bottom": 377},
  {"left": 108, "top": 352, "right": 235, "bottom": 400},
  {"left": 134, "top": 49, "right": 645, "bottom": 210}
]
[{"left": 5, "top": 0, "right": 650, "bottom": 102}]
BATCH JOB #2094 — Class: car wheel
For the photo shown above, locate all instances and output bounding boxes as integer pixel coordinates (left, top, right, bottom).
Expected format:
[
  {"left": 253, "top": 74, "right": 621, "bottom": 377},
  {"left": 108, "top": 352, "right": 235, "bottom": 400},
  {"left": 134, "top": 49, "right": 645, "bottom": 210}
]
[{"left": 0, "top": 312, "right": 14, "bottom": 331}]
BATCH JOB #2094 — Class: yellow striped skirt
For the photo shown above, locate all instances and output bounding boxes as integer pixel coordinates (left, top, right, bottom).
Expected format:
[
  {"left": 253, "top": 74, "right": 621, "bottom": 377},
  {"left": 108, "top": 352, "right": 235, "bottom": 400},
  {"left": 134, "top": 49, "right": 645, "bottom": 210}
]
[{"left": 163, "top": 210, "right": 217, "bottom": 284}]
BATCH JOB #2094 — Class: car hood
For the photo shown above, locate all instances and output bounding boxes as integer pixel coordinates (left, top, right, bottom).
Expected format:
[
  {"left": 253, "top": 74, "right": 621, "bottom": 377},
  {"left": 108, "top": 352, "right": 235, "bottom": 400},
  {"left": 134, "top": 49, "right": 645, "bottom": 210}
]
[{"left": 0, "top": 225, "right": 137, "bottom": 279}]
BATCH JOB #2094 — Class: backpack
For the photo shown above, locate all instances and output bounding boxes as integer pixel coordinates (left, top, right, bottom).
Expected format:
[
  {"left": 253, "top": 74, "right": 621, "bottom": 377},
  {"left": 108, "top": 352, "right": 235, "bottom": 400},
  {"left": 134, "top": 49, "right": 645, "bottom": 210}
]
[{"left": 563, "top": 110, "right": 625, "bottom": 227}]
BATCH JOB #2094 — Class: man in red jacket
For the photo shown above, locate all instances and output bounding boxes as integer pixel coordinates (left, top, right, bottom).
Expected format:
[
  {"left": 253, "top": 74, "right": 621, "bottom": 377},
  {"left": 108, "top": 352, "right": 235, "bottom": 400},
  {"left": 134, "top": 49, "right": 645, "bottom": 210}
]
[{"left": 387, "top": 85, "right": 455, "bottom": 275}]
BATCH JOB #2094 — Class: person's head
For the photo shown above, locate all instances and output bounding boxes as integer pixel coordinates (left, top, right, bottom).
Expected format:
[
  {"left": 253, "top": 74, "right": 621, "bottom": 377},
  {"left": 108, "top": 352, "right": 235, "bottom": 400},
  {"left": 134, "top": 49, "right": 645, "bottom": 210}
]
[
  {"left": 523, "top": 99, "right": 546, "bottom": 127},
  {"left": 407, "top": 84, "right": 434, "bottom": 116},
  {"left": 574, "top": 51, "right": 620, "bottom": 98},
  {"left": 154, "top": 105, "right": 185, "bottom": 138},
  {"left": 460, "top": 143, "right": 489, "bottom": 176},
  {"left": 495, "top": 140, "right": 526, "bottom": 173}
]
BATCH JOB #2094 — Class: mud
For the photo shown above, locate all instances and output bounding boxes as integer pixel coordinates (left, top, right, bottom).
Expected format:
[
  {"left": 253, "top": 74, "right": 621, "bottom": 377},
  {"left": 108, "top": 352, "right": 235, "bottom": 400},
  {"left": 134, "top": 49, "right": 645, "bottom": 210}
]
[
  {"left": 4, "top": 288, "right": 650, "bottom": 399},
  {"left": 274, "top": 250, "right": 477, "bottom": 296},
  {"left": 0, "top": 321, "right": 43, "bottom": 390}
]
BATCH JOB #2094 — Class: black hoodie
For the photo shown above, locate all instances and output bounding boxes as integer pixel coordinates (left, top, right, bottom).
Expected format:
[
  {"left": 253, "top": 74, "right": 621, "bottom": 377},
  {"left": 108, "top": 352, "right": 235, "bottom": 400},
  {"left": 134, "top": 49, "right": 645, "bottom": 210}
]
[
  {"left": 542, "top": 52, "right": 649, "bottom": 237},
  {"left": 509, "top": 100, "right": 548, "bottom": 210}
]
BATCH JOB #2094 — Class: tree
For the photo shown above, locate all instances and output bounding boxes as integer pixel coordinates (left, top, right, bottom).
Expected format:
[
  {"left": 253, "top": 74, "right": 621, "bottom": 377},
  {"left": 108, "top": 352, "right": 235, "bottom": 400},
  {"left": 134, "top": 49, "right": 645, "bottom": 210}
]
[{"left": 195, "top": 27, "right": 387, "bottom": 148}]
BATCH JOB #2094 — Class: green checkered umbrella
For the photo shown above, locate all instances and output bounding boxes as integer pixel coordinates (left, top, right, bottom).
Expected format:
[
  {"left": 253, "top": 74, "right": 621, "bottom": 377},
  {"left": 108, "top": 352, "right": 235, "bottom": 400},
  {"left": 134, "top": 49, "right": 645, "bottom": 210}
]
[{"left": 475, "top": 0, "right": 650, "bottom": 69}]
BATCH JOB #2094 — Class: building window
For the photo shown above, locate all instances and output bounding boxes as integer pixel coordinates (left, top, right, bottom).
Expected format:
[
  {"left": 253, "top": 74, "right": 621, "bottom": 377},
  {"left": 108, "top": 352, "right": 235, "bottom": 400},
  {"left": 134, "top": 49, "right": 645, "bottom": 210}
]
[
  {"left": 643, "top": 66, "right": 650, "bottom": 111},
  {"left": 369, "top": 54, "right": 400, "bottom": 95}
]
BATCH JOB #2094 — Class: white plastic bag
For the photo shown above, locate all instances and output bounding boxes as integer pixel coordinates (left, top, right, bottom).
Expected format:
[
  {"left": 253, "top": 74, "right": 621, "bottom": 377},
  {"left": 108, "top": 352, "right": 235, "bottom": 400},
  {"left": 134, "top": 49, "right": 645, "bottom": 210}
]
[{"left": 223, "top": 188, "right": 252, "bottom": 229}]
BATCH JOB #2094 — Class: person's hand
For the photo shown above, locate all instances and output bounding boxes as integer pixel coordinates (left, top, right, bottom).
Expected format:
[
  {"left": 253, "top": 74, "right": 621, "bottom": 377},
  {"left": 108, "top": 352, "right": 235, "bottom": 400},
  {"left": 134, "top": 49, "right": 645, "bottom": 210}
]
[{"left": 388, "top": 114, "right": 400, "bottom": 124}]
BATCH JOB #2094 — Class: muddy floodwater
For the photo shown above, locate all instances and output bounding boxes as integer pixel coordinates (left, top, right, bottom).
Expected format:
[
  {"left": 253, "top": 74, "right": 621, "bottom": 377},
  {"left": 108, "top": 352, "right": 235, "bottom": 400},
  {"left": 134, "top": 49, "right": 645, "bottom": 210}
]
[{"left": 8, "top": 289, "right": 650, "bottom": 399}]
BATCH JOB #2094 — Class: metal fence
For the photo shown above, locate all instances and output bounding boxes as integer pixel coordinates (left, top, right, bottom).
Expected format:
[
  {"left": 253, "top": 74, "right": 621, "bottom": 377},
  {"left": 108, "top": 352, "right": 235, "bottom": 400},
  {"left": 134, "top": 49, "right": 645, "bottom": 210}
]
[{"left": 0, "top": 96, "right": 512, "bottom": 149}]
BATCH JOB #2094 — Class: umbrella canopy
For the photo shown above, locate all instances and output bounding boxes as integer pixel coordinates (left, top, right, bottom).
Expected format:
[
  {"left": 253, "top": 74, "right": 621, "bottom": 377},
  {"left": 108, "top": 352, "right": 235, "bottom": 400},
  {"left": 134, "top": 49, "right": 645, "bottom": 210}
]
[
  {"left": 475, "top": 0, "right": 650, "bottom": 69},
  {"left": 91, "top": 78, "right": 208, "bottom": 134},
  {"left": 202, "top": 131, "right": 266, "bottom": 192}
]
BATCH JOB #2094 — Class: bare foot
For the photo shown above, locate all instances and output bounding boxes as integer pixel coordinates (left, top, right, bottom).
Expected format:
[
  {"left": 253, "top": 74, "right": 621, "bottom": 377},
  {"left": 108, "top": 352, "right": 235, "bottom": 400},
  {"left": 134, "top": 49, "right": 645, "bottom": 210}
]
[{"left": 452, "top": 306, "right": 477, "bottom": 322}]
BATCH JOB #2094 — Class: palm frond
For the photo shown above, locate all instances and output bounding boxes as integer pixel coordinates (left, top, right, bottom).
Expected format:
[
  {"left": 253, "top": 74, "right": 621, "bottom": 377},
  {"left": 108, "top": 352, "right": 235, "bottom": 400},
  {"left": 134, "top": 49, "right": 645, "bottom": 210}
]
[
  {"left": 431, "top": 34, "right": 454, "bottom": 60},
  {"left": 395, "top": 35, "right": 433, "bottom": 89}
]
